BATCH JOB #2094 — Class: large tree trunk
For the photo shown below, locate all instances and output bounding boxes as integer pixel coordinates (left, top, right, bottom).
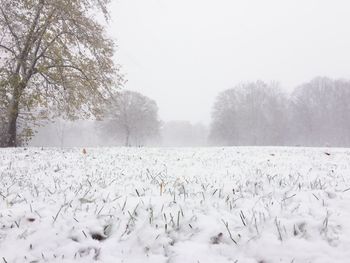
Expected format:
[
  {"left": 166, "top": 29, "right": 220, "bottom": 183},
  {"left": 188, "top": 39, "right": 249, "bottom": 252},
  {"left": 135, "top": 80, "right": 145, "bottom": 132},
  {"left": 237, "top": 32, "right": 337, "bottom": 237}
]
[
  {"left": 5, "top": 84, "right": 21, "bottom": 147},
  {"left": 6, "top": 103, "right": 19, "bottom": 147}
]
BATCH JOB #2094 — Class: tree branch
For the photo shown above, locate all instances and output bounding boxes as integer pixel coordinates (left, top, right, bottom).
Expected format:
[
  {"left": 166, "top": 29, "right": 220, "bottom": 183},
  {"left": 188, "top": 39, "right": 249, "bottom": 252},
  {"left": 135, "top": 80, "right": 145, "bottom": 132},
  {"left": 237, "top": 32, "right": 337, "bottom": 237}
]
[
  {"left": 42, "top": 64, "right": 92, "bottom": 82},
  {"left": 0, "top": 43, "right": 16, "bottom": 56},
  {"left": 34, "top": 31, "right": 68, "bottom": 65}
]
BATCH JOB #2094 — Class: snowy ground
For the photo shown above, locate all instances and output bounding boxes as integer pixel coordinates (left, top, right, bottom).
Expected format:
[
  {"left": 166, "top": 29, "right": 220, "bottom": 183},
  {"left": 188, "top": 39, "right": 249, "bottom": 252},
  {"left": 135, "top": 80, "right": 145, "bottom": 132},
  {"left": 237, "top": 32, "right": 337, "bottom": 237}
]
[{"left": 1, "top": 147, "right": 350, "bottom": 263}]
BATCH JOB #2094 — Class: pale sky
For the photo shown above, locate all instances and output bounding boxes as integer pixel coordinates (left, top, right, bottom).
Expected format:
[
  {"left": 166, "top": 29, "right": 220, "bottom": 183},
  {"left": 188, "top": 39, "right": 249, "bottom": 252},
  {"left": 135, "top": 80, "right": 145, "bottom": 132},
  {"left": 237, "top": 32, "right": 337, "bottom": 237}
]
[{"left": 109, "top": 0, "right": 350, "bottom": 124}]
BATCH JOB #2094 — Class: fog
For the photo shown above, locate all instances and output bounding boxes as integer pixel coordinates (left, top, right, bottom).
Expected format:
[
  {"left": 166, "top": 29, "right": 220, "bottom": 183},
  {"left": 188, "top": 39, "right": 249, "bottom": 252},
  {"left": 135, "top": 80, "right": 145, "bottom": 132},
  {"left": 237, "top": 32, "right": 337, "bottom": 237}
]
[
  {"left": 110, "top": 0, "right": 350, "bottom": 124},
  {"left": 29, "top": 0, "right": 350, "bottom": 147}
]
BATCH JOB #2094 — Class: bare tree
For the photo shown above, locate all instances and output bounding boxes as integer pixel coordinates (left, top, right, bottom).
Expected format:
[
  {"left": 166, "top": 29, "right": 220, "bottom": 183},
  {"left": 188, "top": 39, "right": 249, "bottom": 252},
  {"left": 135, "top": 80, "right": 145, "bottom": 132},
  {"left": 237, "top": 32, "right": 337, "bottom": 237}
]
[
  {"left": 0, "top": 0, "right": 122, "bottom": 147},
  {"left": 209, "top": 81, "right": 288, "bottom": 146},
  {"left": 100, "top": 91, "right": 160, "bottom": 146},
  {"left": 290, "top": 77, "right": 350, "bottom": 146},
  {"left": 210, "top": 77, "right": 350, "bottom": 147}
]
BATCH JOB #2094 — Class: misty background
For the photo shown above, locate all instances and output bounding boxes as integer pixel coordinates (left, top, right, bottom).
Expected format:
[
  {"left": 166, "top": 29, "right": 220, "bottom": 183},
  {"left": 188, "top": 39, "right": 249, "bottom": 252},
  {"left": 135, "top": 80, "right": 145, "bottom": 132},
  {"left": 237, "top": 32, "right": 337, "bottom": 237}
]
[{"left": 30, "top": 0, "right": 350, "bottom": 147}]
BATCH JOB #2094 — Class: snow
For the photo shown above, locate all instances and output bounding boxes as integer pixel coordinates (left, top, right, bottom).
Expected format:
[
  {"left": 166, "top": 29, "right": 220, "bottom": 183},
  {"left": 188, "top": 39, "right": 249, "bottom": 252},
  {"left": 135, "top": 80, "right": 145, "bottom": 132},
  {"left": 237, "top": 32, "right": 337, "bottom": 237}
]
[{"left": 1, "top": 147, "right": 350, "bottom": 262}]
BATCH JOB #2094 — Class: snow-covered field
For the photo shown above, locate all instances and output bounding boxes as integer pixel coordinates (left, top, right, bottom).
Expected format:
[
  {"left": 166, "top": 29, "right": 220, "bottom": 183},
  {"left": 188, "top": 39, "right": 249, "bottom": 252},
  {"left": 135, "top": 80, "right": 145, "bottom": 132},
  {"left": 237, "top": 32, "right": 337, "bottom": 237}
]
[{"left": 1, "top": 147, "right": 350, "bottom": 263}]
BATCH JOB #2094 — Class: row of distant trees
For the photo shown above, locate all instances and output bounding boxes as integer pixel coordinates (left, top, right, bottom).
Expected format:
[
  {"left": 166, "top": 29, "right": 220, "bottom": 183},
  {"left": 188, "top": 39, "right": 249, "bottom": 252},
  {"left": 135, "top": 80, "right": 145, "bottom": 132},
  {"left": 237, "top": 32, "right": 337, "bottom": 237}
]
[
  {"left": 28, "top": 90, "right": 208, "bottom": 147},
  {"left": 101, "top": 76, "right": 350, "bottom": 147},
  {"left": 31, "top": 76, "right": 350, "bottom": 147},
  {"left": 76, "top": 91, "right": 208, "bottom": 147},
  {"left": 209, "top": 77, "right": 350, "bottom": 147}
]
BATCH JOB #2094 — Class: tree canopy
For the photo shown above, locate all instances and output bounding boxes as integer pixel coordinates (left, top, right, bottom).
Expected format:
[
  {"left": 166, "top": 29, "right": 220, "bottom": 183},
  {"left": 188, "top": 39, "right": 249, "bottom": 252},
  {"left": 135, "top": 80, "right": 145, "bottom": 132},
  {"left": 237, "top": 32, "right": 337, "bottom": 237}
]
[
  {"left": 209, "top": 77, "right": 350, "bottom": 147},
  {"left": 0, "top": 0, "right": 122, "bottom": 146},
  {"left": 209, "top": 81, "right": 287, "bottom": 146},
  {"left": 100, "top": 91, "right": 160, "bottom": 146}
]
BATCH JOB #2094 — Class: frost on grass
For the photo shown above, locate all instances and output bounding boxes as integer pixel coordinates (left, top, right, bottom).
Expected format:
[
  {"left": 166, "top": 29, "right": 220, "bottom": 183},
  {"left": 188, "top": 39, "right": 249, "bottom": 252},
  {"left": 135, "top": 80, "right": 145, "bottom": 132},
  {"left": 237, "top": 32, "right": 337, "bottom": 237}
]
[{"left": 1, "top": 147, "right": 350, "bottom": 262}]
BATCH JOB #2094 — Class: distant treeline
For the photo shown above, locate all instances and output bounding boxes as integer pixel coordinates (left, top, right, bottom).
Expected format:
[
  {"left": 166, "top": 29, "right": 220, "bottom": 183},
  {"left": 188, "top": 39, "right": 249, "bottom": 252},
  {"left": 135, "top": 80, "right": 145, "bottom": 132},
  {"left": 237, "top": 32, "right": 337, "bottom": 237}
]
[
  {"left": 23, "top": 77, "right": 350, "bottom": 147},
  {"left": 209, "top": 77, "right": 350, "bottom": 147}
]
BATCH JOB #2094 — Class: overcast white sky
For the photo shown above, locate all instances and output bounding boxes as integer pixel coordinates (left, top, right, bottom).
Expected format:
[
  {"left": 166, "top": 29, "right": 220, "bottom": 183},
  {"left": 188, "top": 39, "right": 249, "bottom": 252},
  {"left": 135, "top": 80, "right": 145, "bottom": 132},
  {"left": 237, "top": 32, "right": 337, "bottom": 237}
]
[{"left": 109, "top": 0, "right": 350, "bottom": 124}]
